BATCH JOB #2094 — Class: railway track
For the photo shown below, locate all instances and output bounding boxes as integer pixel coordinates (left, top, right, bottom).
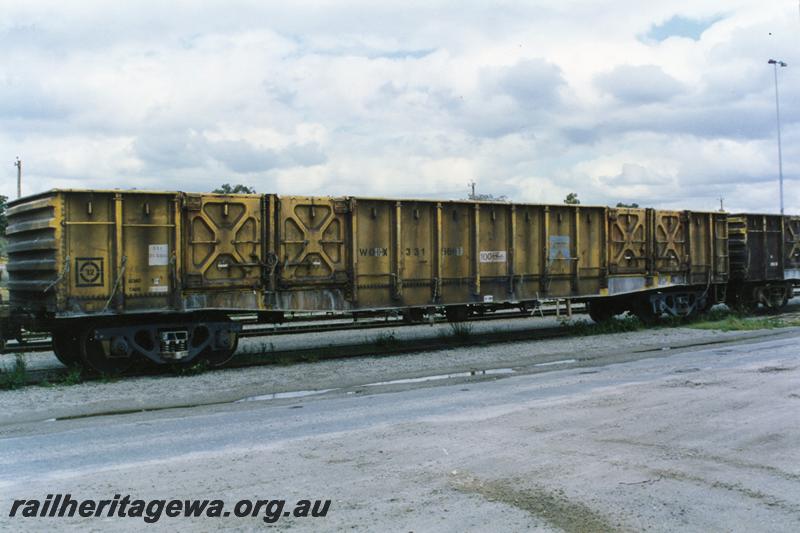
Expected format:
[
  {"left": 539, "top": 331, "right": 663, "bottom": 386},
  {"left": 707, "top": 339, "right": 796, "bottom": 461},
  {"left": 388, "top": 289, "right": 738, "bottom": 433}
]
[
  {"left": 1, "top": 304, "right": 588, "bottom": 385},
  {"left": 5, "top": 299, "right": 800, "bottom": 388},
  {"left": 10, "top": 315, "right": 582, "bottom": 387},
  {"left": 0, "top": 304, "right": 586, "bottom": 356},
  {"left": 4, "top": 287, "right": 799, "bottom": 356}
]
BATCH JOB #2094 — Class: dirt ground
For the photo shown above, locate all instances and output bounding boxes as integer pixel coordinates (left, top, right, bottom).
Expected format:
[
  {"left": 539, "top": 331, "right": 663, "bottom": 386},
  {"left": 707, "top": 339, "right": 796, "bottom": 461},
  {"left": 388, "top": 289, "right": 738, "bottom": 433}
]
[{"left": 1, "top": 326, "right": 799, "bottom": 531}]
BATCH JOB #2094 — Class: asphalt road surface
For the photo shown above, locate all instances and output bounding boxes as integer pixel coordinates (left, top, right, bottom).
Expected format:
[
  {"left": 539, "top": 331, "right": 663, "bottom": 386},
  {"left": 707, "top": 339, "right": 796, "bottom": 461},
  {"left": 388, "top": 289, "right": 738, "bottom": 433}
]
[{"left": 2, "top": 330, "right": 799, "bottom": 532}]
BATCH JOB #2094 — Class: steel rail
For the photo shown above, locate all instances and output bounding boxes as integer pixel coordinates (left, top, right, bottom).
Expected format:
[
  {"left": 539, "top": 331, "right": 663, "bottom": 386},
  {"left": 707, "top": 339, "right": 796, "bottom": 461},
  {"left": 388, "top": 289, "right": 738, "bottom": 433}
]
[
  {"left": 1, "top": 306, "right": 586, "bottom": 355},
  {"left": 11, "top": 321, "right": 578, "bottom": 387}
]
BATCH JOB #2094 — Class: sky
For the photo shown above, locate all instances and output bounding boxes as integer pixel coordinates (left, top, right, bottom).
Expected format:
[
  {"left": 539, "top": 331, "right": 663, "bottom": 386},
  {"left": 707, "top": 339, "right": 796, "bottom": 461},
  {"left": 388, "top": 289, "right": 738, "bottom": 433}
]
[{"left": 1, "top": 0, "right": 799, "bottom": 213}]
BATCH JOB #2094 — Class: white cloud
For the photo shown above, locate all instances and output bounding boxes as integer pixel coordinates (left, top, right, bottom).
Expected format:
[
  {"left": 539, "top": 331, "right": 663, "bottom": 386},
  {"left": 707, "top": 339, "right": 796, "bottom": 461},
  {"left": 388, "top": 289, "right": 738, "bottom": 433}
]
[
  {"left": 595, "top": 65, "right": 685, "bottom": 104},
  {"left": 0, "top": 0, "right": 798, "bottom": 214}
]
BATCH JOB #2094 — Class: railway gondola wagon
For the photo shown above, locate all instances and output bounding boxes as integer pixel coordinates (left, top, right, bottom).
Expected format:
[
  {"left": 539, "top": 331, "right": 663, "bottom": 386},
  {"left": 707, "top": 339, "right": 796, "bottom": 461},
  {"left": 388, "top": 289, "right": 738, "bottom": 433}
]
[
  {"left": 2, "top": 189, "right": 729, "bottom": 373},
  {"left": 2, "top": 190, "right": 241, "bottom": 372},
  {"left": 726, "top": 213, "right": 800, "bottom": 309}
]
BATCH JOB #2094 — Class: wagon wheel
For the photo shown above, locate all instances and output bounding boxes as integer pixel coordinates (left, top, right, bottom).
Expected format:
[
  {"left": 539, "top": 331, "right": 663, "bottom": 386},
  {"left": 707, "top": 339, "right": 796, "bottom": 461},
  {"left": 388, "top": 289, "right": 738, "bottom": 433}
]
[
  {"left": 52, "top": 330, "right": 82, "bottom": 367},
  {"left": 770, "top": 285, "right": 791, "bottom": 311},
  {"left": 631, "top": 298, "right": 660, "bottom": 325},
  {"left": 79, "top": 324, "right": 134, "bottom": 375},
  {"left": 201, "top": 332, "right": 239, "bottom": 367},
  {"left": 587, "top": 301, "right": 614, "bottom": 323}
]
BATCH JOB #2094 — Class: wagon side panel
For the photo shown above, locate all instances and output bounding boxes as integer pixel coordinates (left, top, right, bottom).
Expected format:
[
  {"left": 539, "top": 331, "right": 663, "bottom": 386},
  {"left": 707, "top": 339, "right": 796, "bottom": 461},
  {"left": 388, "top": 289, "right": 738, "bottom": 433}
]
[
  {"left": 273, "top": 195, "right": 351, "bottom": 311},
  {"left": 120, "top": 192, "right": 181, "bottom": 312},
  {"left": 476, "top": 203, "right": 510, "bottom": 303},
  {"left": 438, "top": 202, "right": 474, "bottom": 304},
  {"left": 351, "top": 198, "right": 394, "bottom": 308},
  {"left": 511, "top": 204, "right": 544, "bottom": 300},
  {"left": 575, "top": 206, "right": 606, "bottom": 297},
  {"left": 398, "top": 201, "right": 436, "bottom": 306},
  {"left": 182, "top": 193, "right": 264, "bottom": 310},
  {"left": 606, "top": 207, "right": 651, "bottom": 294}
]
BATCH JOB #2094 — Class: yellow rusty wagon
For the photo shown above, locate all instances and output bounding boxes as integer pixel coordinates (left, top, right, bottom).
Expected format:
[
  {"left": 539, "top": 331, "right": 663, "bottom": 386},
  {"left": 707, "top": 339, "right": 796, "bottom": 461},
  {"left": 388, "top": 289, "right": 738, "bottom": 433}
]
[{"left": 3, "top": 189, "right": 731, "bottom": 372}]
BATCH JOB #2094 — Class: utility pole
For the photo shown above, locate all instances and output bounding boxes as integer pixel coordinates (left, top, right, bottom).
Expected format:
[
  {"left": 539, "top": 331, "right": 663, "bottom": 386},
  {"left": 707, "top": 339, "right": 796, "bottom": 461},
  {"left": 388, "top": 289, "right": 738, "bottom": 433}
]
[
  {"left": 14, "top": 157, "right": 22, "bottom": 198},
  {"left": 469, "top": 181, "right": 476, "bottom": 200},
  {"left": 719, "top": 197, "right": 724, "bottom": 212}
]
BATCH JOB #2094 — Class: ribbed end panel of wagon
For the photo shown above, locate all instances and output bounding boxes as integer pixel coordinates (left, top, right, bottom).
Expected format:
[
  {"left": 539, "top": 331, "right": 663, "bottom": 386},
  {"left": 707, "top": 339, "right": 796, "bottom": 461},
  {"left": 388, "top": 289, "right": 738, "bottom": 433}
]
[
  {"left": 727, "top": 215, "right": 748, "bottom": 280},
  {"left": 783, "top": 216, "right": 800, "bottom": 280},
  {"left": 5, "top": 191, "right": 63, "bottom": 314}
]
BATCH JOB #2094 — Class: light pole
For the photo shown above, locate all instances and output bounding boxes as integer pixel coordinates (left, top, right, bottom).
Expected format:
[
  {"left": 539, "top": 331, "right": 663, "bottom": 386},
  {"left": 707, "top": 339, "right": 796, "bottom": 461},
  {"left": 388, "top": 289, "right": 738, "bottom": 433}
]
[
  {"left": 14, "top": 157, "right": 22, "bottom": 198},
  {"left": 768, "top": 58, "right": 787, "bottom": 215}
]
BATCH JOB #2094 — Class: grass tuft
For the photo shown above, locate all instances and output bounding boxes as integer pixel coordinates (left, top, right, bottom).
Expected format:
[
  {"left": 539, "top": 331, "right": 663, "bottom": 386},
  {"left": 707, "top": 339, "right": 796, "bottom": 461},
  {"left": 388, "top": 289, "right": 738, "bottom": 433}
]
[
  {"left": 688, "top": 315, "right": 799, "bottom": 331},
  {"left": 561, "top": 315, "right": 644, "bottom": 336},
  {"left": 171, "top": 359, "right": 210, "bottom": 376},
  {"left": 60, "top": 366, "right": 84, "bottom": 385},
  {"left": 372, "top": 331, "right": 399, "bottom": 347},
  {"left": 448, "top": 321, "right": 474, "bottom": 340},
  {"left": 0, "top": 354, "right": 28, "bottom": 390}
]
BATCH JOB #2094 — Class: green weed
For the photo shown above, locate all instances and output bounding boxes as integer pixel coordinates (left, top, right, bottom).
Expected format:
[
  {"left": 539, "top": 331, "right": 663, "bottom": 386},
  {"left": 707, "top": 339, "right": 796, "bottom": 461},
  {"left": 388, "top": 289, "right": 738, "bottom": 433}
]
[
  {"left": 0, "top": 354, "right": 28, "bottom": 390},
  {"left": 448, "top": 321, "right": 474, "bottom": 340},
  {"left": 172, "top": 359, "right": 210, "bottom": 376},
  {"left": 688, "top": 315, "right": 799, "bottom": 331},
  {"left": 372, "top": 331, "right": 398, "bottom": 347},
  {"left": 562, "top": 316, "right": 644, "bottom": 336},
  {"left": 60, "top": 366, "right": 84, "bottom": 385}
]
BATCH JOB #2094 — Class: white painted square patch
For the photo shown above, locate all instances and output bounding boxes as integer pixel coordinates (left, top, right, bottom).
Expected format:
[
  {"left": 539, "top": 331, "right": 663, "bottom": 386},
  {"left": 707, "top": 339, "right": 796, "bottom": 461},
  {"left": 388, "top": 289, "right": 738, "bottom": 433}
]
[
  {"left": 148, "top": 244, "right": 169, "bottom": 266},
  {"left": 479, "top": 251, "right": 506, "bottom": 263}
]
